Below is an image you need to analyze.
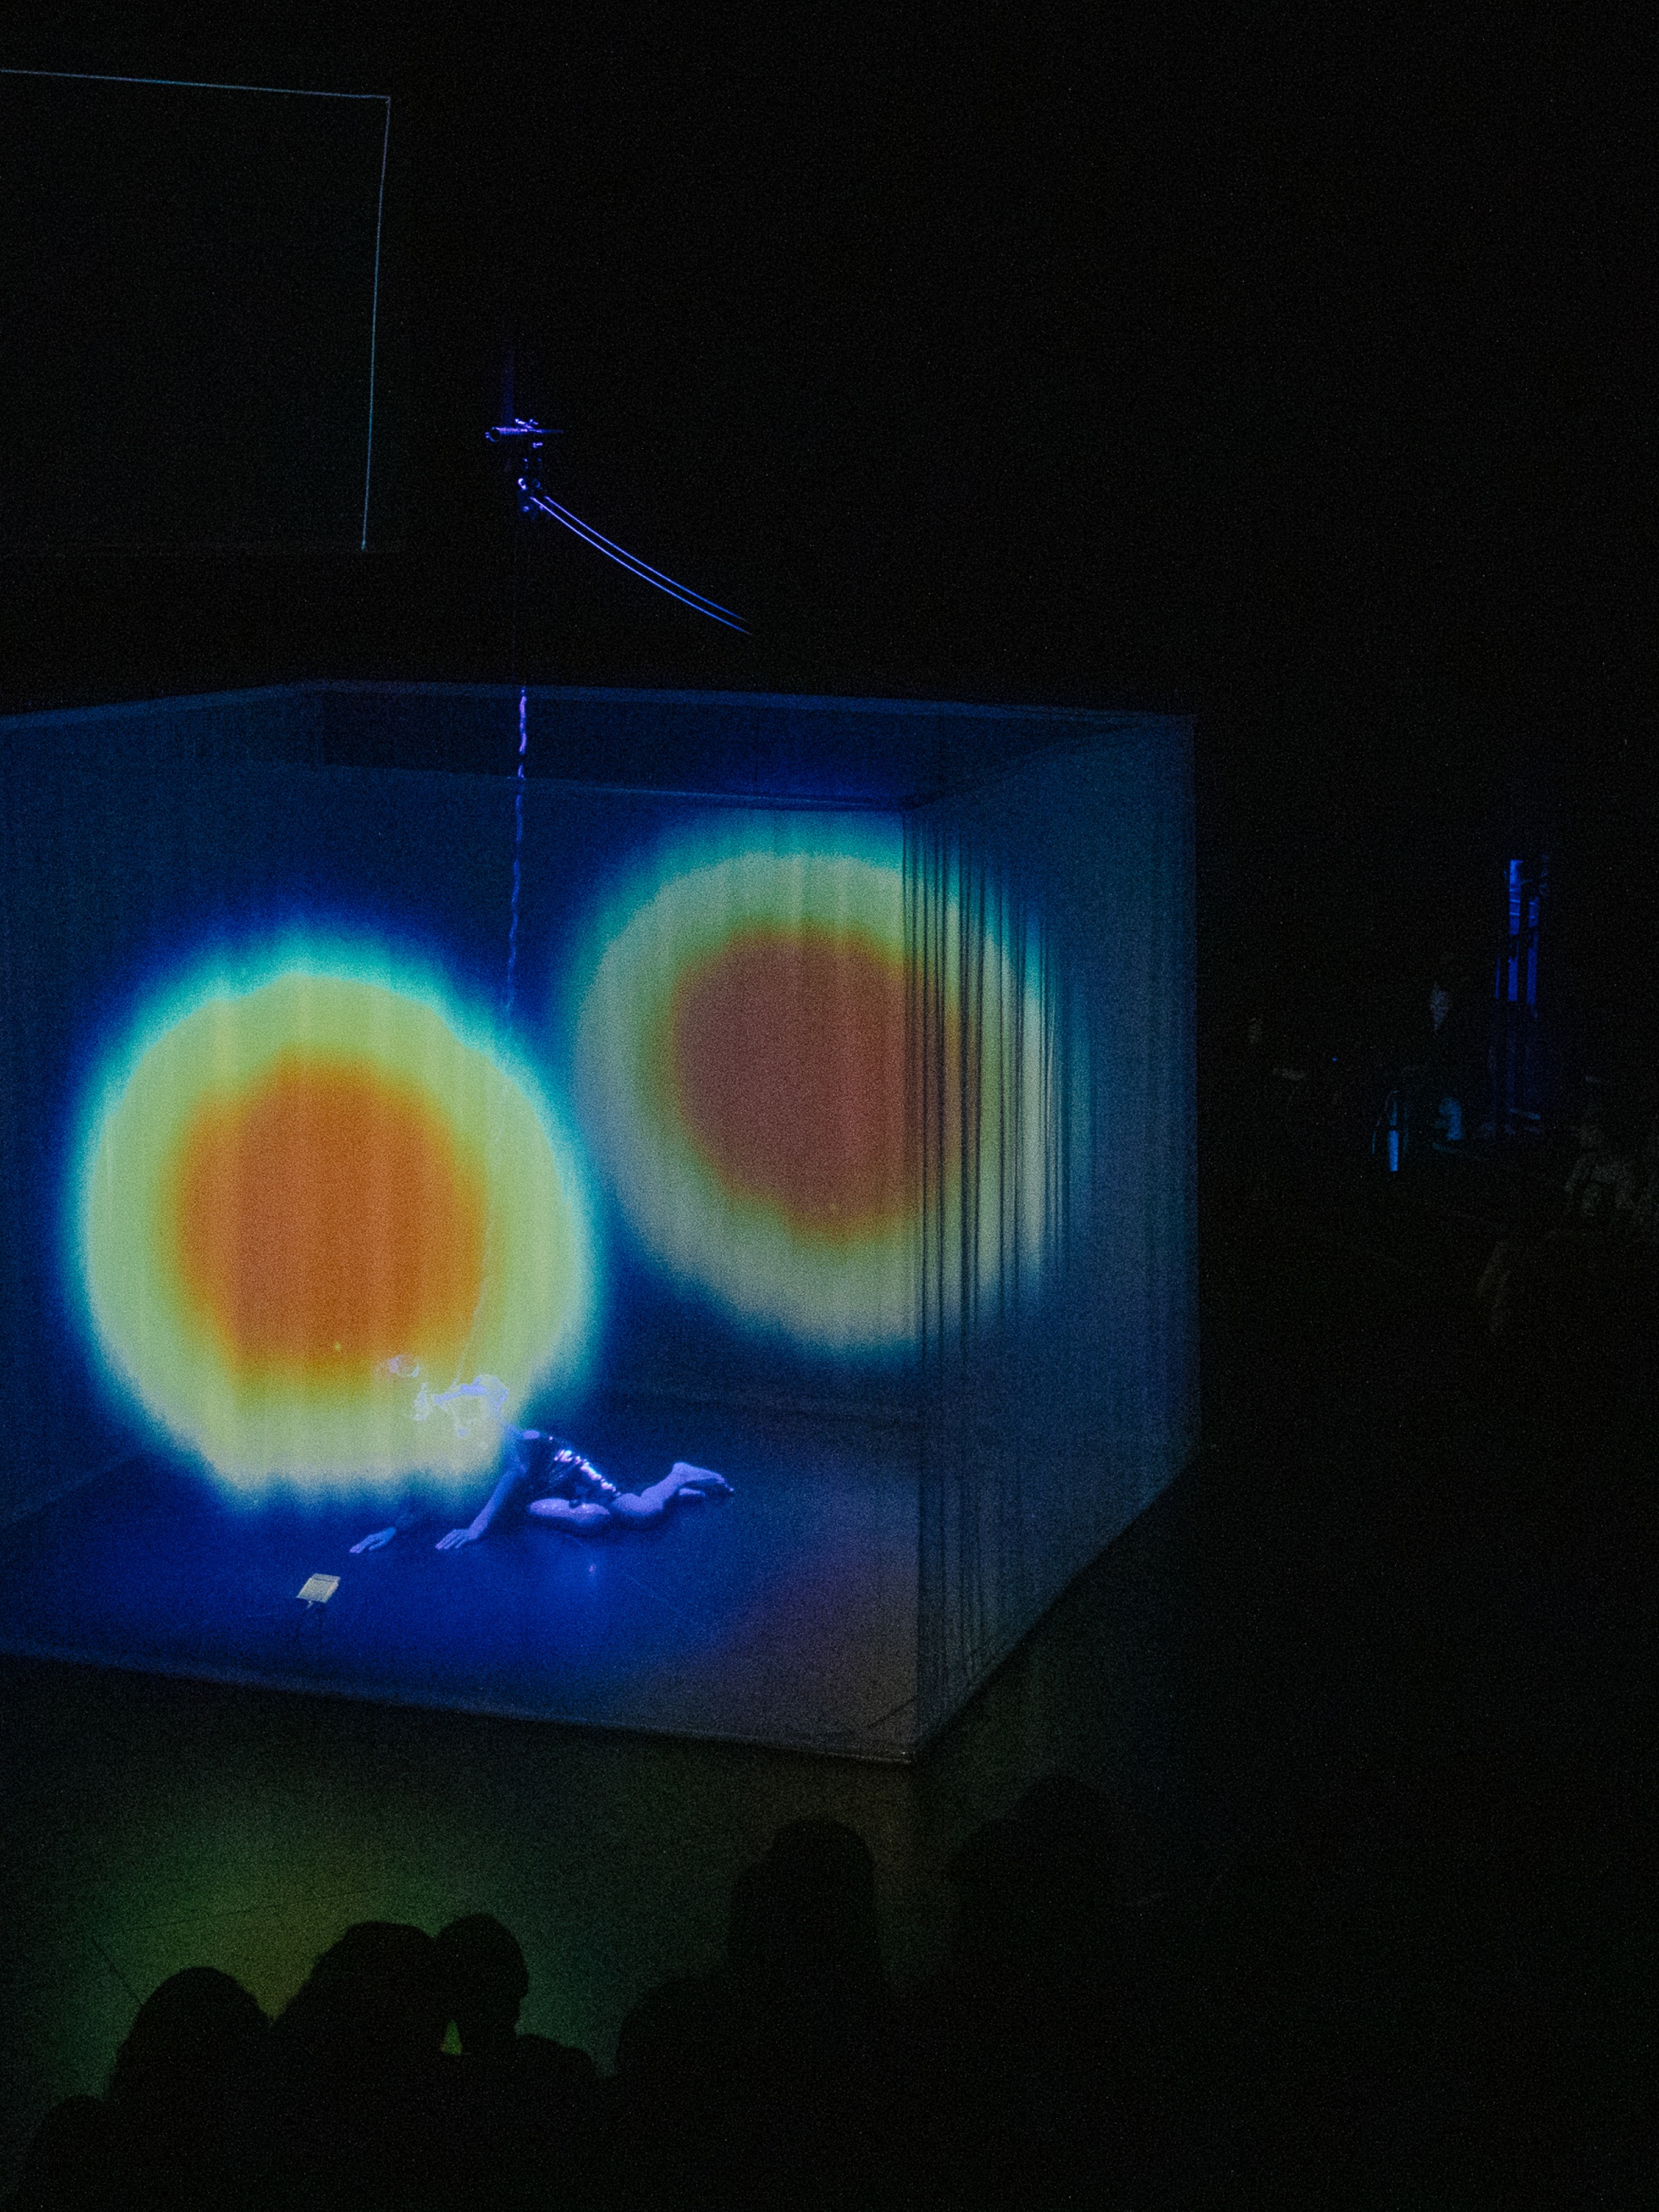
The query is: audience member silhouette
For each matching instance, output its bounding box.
[1423,967,1486,1146]
[268,1921,458,2211]
[1619,1112,1659,1374]
[5,1790,1165,2212]
[433,1914,597,2209]
[1623,1114,1659,1250]
[5,2094,110,2212]
[902,1774,1137,2208]
[615,1817,894,2209]
[104,1966,273,2209]
[1477,1104,1639,1349]
[6,1967,271,2212]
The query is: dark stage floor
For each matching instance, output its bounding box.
[3,1171,1654,2201]
[0,1397,918,1757]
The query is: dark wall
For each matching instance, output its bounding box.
[2,11,1652,1088]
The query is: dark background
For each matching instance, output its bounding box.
[0,70,386,550]
[2,22,1654,2195]
[2,7,1653,1087]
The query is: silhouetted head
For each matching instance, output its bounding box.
[278,1922,448,2066]
[949,1774,1118,1970]
[730,1820,885,2017]
[107,1967,269,2110]
[434,1913,530,2055]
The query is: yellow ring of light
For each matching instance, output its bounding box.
[78,965,595,1497]
[573,831,1053,1355]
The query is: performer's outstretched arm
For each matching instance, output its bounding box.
[350,1497,432,1554]
[355,1373,528,1553]
[436,1453,539,1551]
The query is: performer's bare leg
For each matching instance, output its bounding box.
[529,1463,731,1531]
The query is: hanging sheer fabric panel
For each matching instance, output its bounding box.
[0,686,1193,1755]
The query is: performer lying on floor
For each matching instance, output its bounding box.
[350,1376,731,1554]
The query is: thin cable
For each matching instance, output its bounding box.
[524,490,746,630]
[360,99,391,550]
[530,491,740,618]
[527,493,740,624]
[0,65,386,99]
[505,689,527,1014]
[528,490,745,626]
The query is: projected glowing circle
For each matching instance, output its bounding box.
[76,963,595,1496]
[573,831,1052,1353]
[672,926,909,1235]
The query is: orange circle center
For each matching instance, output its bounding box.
[670,928,909,1235]
[170,1054,487,1379]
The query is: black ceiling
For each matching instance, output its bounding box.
[2,10,1652,1030]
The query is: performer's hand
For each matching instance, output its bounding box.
[436,1524,485,1550]
[350,1527,398,1554]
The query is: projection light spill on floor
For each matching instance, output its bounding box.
[572,827,1059,1354]
[73,961,595,1497]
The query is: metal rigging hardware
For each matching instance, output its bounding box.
[485,417,745,631]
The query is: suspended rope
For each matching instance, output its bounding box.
[505,686,527,1014]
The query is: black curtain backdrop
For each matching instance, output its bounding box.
[0,70,387,550]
